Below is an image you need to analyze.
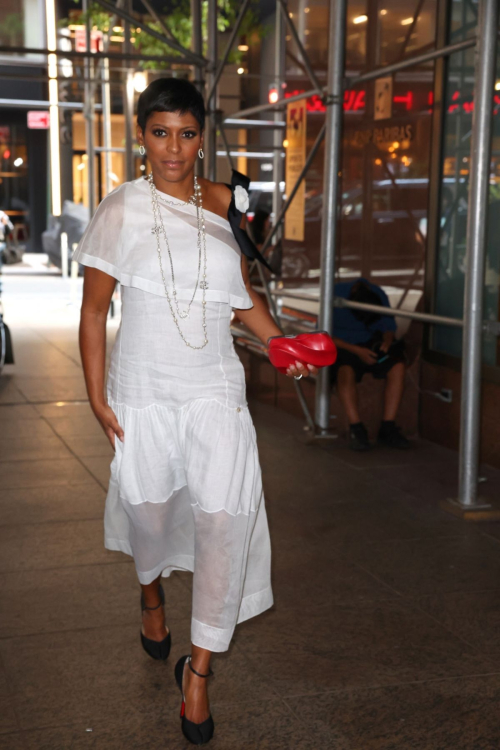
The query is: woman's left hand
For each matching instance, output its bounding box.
[286,360,318,379]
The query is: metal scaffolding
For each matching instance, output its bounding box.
[1,0,499,512]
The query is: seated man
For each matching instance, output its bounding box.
[330,278,409,451]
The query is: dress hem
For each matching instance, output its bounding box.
[103,539,274,646]
[190,586,274,652]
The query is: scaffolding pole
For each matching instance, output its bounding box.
[272,0,286,243]
[191,0,203,95]
[123,0,135,182]
[456,0,499,510]
[102,33,113,196]
[314,0,347,433]
[206,0,218,181]
[83,0,96,217]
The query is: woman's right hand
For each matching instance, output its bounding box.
[91,401,124,449]
[355,346,378,366]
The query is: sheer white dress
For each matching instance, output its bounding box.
[73,177,273,652]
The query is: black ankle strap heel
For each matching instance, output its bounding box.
[139,583,171,661]
[174,655,215,745]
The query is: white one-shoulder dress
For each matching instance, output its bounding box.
[73,177,273,652]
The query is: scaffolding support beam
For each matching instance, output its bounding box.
[259,122,325,258]
[314,0,347,433]
[230,85,322,120]
[457,0,499,510]
[191,0,204,95]
[94,0,207,66]
[350,36,476,86]
[206,0,218,181]
[207,0,253,104]
[140,0,186,50]
[276,0,323,94]
[83,0,96,217]
[272,0,286,246]
[0,44,196,64]
[123,0,135,182]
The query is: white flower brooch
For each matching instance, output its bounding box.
[234,184,249,213]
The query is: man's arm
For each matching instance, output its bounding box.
[332,336,378,365]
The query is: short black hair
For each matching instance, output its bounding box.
[137,77,205,132]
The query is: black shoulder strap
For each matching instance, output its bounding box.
[225,168,274,273]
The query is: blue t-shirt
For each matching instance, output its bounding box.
[333,278,396,345]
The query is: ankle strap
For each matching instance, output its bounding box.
[141,583,165,612]
[188,657,214,679]
[143,599,162,611]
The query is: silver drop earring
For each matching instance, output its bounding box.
[139,145,146,156]
[198,148,204,159]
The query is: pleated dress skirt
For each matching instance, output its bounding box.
[103,286,273,652]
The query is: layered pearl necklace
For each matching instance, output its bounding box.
[148,172,208,350]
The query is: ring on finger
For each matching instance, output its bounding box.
[294,374,303,380]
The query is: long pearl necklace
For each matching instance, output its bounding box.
[148,173,208,350]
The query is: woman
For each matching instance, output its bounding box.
[75,77,315,746]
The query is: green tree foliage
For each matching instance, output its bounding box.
[61,1,267,70]
[0,13,24,46]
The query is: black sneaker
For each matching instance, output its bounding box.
[378,423,410,449]
[349,422,371,451]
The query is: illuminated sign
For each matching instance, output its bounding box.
[286,88,500,116]
[27,111,50,129]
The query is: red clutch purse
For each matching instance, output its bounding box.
[267,331,337,374]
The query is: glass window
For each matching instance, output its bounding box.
[0,115,29,236]
[432,45,500,367]
[379,0,438,65]
[278,0,436,316]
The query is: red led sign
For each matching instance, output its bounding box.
[285,88,414,113]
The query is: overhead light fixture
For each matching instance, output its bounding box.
[237,44,249,51]
[495,81,500,91]
[380,9,387,15]
[353,14,368,24]
[237,67,245,75]
[283,139,289,148]
[113,26,123,32]
[401,17,414,25]
[13,157,23,167]
[133,71,148,92]
[304,6,310,11]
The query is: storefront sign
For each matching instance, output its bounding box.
[75,28,103,53]
[374,77,393,120]
[286,88,419,114]
[27,111,50,129]
[285,99,307,242]
[351,124,413,148]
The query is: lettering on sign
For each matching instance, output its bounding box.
[351,124,413,148]
[27,111,50,129]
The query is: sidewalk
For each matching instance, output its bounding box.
[2,269,500,749]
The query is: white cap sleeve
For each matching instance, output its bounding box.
[72,184,127,281]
